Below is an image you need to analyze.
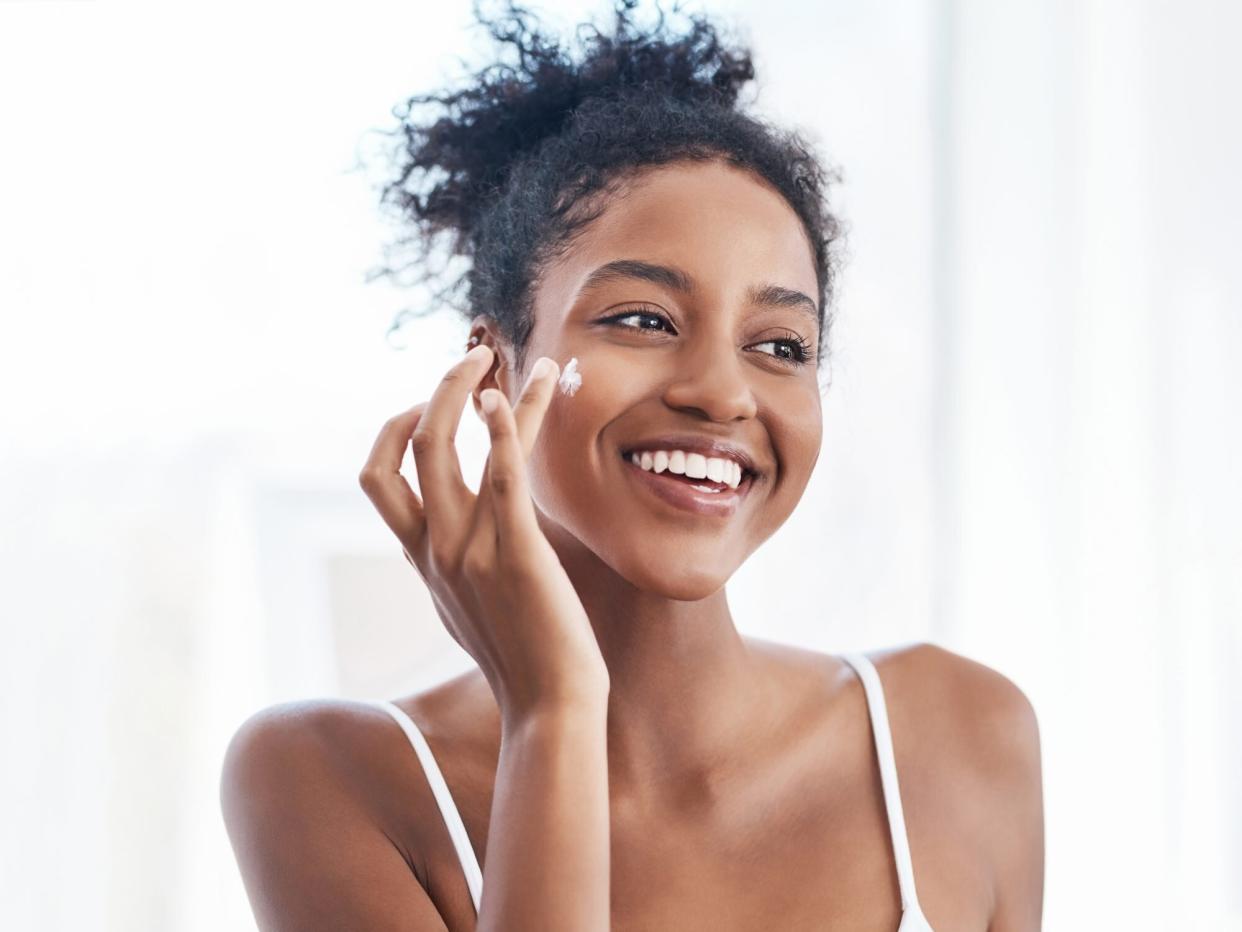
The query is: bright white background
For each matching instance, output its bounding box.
[2,1,1238,929]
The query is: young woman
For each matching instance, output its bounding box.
[221,3,1044,929]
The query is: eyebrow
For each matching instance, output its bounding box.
[577,259,819,322]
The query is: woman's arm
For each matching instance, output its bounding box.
[359,346,611,928]
[481,696,610,931]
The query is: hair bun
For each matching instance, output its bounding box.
[380,0,755,246]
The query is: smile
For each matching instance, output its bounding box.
[618,450,755,518]
[630,449,745,488]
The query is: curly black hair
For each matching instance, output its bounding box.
[370,0,845,377]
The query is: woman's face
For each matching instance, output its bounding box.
[489,159,824,601]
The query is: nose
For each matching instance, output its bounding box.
[661,336,758,422]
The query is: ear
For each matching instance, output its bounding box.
[466,316,516,418]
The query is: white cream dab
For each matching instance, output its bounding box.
[558,356,582,396]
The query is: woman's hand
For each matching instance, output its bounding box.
[359,345,609,725]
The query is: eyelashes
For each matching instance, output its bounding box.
[754,328,817,366]
[598,306,816,367]
[601,308,669,332]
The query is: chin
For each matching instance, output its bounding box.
[610,546,736,602]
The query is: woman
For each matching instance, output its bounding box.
[221,2,1044,929]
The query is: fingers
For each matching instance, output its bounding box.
[359,401,428,547]
[477,387,543,548]
[474,355,559,522]
[510,357,560,459]
[411,344,496,530]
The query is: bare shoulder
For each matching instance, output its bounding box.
[221,696,391,793]
[219,671,498,930]
[219,696,422,855]
[872,642,1045,928]
[873,641,1041,766]
[220,669,495,825]
[219,694,462,930]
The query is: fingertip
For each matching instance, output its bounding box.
[520,357,558,396]
[466,343,493,365]
[480,388,500,415]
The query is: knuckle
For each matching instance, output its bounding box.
[514,383,544,407]
[489,471,516,496]
[357,467,380,494]
[486,406,512,431]
[409,428,437,458]
[461,546,491,582]
[427,542,459,577]
[511,391,548,426]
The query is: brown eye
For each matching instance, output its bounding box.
[601,308,675,332]
[748,329,815,366]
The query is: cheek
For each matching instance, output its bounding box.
[791,406,824,476]
[734,413,820,563]
[526,351,638,507]
[763,390,823,504]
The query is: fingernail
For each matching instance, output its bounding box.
[466,344,491,362]
[531,357,555,380]
[480,389,499,414]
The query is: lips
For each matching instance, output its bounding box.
[619,451,754,518]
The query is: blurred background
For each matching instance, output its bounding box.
[2,0,1238,928]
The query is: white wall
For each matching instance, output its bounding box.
[1,1,1237,928]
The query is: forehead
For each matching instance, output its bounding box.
[535,159,818,320]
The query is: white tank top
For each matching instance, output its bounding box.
[369,651,933,929]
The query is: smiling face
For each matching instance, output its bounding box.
[482,158,825,601]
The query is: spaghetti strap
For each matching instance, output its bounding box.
[837,653,930,925]
[369,667,934,930]
[368,699,483,913]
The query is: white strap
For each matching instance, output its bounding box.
[370,700,483,912]
[838,652,925,915]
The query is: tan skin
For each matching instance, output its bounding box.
[221,159,1044,930]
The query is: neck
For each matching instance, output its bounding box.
[539,513,771,807]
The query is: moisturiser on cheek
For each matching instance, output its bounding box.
[558,356,582,396]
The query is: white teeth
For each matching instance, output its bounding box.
[628,448,747,491]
